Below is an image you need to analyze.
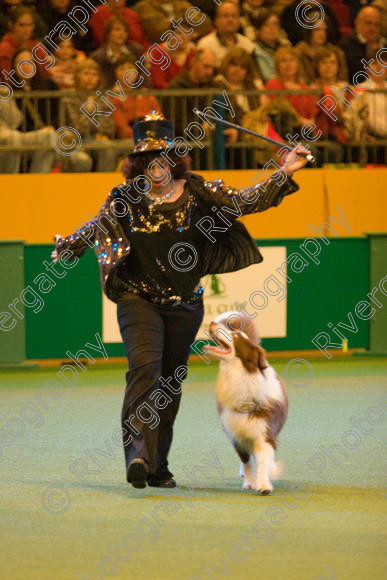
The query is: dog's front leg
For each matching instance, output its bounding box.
[232,440,255,490]
[255,442,275,495]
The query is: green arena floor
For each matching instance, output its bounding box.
[0,357,386,580]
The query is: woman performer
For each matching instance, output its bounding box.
[52,112,309,490]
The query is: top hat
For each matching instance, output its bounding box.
[131,111,174,155]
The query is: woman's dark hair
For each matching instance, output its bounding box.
[9,5,35,26]
[253,9,279,32]
[219,47,261,86]
[301,11,334,43]
[11,47,42,89]
[104,15,129,44]
[122,150,191,181]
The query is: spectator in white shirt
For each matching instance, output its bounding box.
[197,1,254,65]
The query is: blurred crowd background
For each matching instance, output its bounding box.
[0,0,386,173]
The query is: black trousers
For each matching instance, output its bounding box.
[117,293,204,482]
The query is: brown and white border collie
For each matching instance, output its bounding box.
[207,311,288,495]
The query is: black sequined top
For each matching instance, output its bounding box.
[56,172,299,305]
[110,182,204,305]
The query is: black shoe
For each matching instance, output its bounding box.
[127,458,148,489]
[148,478,177,488]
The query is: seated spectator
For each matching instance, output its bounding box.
[252,9,289,83]
[40,0,94,53]
[0,0,46,39]
[89,0,149,51]
[90,16,143,89]
[215,46,263,164]
[265,46,317,136]
[314,47,348,161]
[240,0,272,42]
[343,57,387,141]
[11,47,59,126]
[295,17,348,84]
[151,33,196,89]
[110,55,159,139]
[197,2,254,66]
[372,0,387,38]
[165,47,217,136]
[49,37,85,89]
[340,6,385,83]
[215,47,262,127]
[0,48,56,173]
[0,5,44,80]
[62,59,117,172]
[135,0,211,45]
[280,0,341,46]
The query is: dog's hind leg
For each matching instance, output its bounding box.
[255,442,275,495]
[232,440,255,490]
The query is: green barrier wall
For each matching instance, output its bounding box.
[0,241,25,364]
[367,233,387,354]
[22,237,370,359]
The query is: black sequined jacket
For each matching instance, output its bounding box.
[56,171,299,304]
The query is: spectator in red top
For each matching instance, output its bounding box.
[0,5,42,80]
[111,55,160,139]
[89,0,150,52]
[265,46,317,127]
[151,33,195,89]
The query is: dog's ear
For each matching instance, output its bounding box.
[257,346,269,372]
[234,333,262,374]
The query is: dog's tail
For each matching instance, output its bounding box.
[270,460,284,480]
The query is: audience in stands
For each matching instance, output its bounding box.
[89,0,149,51]
[340,6,385,82]
[0,49,56,173]
[0,1,385,172]
[62,59,116,172]
[49,37,85,89]
[252,9,289,83]
[295,16,348,84]
[111,55,159,139]
[197,1,254,65]
[135,0,211,45]
[90,16,143,89]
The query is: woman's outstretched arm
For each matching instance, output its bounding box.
[205,145,310,216]
[51,192,115,262]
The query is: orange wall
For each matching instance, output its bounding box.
[0,169,386,243]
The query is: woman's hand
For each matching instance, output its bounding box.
[282,144,311,176]
[51,234,62,262]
